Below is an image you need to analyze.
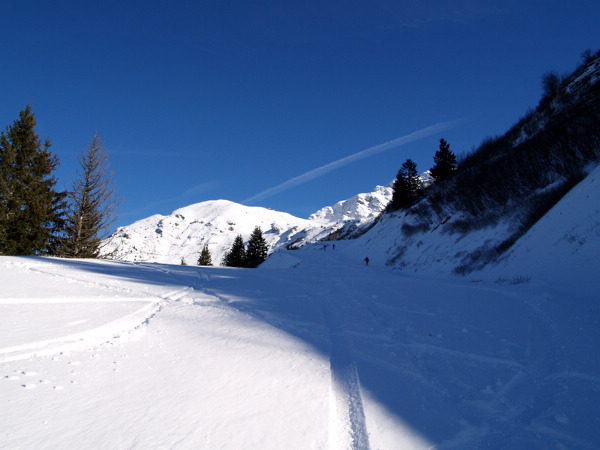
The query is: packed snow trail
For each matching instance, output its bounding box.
[1,254,599,449]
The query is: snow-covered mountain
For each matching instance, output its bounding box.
[101,200,317,265]
[101,185,393,265]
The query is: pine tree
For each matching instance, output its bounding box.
[222,235,246,267]
[0,106,66,255]
[246,226,268,268]
[197,244,212,266]
[430,138,457,183]
[60,133,120,258]
[389,159,421,211]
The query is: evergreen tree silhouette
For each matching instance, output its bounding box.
[430,138,457,183]
[389,159,420,211]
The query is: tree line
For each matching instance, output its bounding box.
[0,106,120,257]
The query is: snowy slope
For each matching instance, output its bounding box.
[332,164,600,277]
[490,163,600,286]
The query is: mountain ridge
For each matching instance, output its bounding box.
[101,186,393,265]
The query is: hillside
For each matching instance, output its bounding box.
[350,53,600,274]
[310,162,599,280]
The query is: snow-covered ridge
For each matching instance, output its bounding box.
[101,185,392,265]
[309,185,392,225]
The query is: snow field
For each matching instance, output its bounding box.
[1,249,599,449]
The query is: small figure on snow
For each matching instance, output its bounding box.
[364,257,369,266]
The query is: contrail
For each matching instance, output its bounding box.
[243,119,463,204]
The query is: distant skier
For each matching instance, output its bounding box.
[364,257,369,266]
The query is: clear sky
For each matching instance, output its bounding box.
[2,1,599,229]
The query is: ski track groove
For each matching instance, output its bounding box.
[321,278,371,450]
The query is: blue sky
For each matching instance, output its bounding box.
[2,1,599,229]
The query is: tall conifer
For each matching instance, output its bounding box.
[246,226,268,268]
[389,159,420,211]
[430,138,457,183]
[198,244,213,266]
[0,106,65,255]
[223,235,246,267]
[60,133,120,258]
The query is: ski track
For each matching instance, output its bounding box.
[322,301,370,450]
[200,272,371,449]
[0,259,174,362]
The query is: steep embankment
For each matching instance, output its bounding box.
[340,162,600,279]
[353,54,600,274]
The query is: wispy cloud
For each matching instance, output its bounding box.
[243,119,463,204]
